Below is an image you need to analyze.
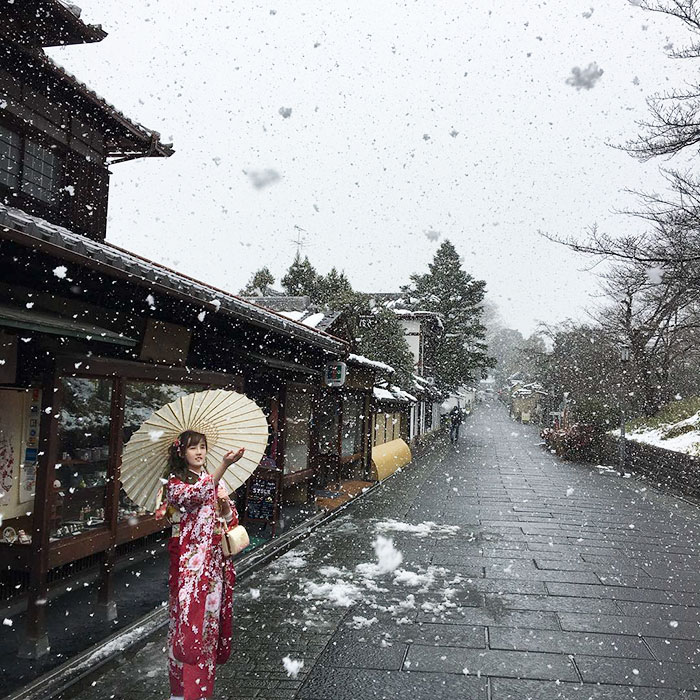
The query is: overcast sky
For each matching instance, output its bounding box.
[50,1,696,336]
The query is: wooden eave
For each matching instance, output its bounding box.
[1,0,107,48]
[3,44,174,161]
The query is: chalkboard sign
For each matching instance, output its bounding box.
[244,466,282,535]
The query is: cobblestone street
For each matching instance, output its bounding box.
[66,402,699,700]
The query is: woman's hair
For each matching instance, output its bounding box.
[166,430,208,482]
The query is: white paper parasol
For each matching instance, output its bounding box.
[120,389,269,513]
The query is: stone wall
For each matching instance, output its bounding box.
[590,434,700,501]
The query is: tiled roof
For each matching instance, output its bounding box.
[0,204,346,354]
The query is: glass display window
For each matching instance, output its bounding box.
[341,394,364,456]
[119,381,196,522]
[317,394,340,455]
[284,388,311,474]
[52,377,113,539]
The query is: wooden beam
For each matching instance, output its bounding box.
[19,368,59,658]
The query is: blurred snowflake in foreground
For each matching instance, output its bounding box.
[278,106,292,118]
[246,169,281,189]
[566,62,603,90]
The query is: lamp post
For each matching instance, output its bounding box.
[619,344,631,473]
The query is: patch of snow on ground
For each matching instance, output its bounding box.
[610,411,700,456]
[356,536,403,577]
[298,580,365,607]
[375,519,460,538]
[282,656,304,678]
[348,616,378,629]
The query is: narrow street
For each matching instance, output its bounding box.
[67,402,698,700]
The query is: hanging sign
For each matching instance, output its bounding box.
[324,362,347,387]
[20,388,41,503]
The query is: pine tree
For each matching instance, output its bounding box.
[355,306,415,383]
[402,240,494,390]
[240,267,275,295]
[316,267,354,307]
[281,254,319,297]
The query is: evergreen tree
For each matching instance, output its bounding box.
[355,306,415,384]
[240,266,275,295]
[402,240,494,390]
[316,267,354,307]
[281,254,319,297]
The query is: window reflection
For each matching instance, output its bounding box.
[119,381,192,521]
[52,377,112,539]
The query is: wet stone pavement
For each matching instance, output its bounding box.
[65,402,699,700]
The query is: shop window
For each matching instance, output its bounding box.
[284,389,311,474]
[391,413,401,441]
[53,378,112,539]
[341,394,363,456]
[120,381,195,521]
[374,413,386,447]
[317,395,339,455]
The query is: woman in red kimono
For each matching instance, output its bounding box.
[165,429,244,700]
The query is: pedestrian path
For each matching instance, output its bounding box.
[65,402,699,699]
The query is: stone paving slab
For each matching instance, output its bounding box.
[574,654,699,691]
[404,645,579,681]
[490,678,694,699]
[59,403,699,700]
[489,627,654,659]
[295,667,488,699]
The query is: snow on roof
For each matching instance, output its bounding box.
[348,354,395,374]
[373,387,397,402]
[280,310,305,322]
[301,312,326,329]
[0,203,345,354]
[373,383,417,404]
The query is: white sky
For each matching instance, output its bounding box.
[50,1,696,335]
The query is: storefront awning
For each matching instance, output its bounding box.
[0,304,137,347]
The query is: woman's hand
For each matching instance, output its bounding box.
[221,447,245,468]
[213,447,245,486]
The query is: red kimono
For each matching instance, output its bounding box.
[167,473,237,699]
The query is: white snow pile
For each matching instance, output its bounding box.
[356,536,403,578]
[392,565,445,592]
[282,655,304,678]
[613,410,700,456]
[348,615,378,629]
[375,519,460,539]
[268,550,308,581]
[299,579,365,607]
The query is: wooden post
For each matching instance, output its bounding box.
[97,376,125,620]
[19,370,60,658]
[362,393,372,480]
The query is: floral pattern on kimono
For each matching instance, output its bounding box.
[167,473,237,667]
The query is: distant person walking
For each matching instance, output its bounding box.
[449,406,463,444]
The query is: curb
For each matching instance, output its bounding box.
[5,479,384,700]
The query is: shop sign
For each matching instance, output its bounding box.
[324,362,347,387]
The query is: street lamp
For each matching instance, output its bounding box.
[618,344,630,473]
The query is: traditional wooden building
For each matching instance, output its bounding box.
[0,2,347,659]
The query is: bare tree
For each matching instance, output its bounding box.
[625,1,700,159]
[592,259,700,414]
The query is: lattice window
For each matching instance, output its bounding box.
[21,139,58,203]
[0,124,21,189]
